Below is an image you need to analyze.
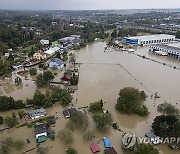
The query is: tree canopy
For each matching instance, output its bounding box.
[115,87,149,116]
[89,99,104,112]
[136,143,159,154]
[93,113,112,130]
[36,71,54,87]
[152,115,180,137]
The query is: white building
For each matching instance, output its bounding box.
[44,47,60,56]
[40,39,49,45]
[124,34,175,45]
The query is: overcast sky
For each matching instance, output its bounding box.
[0,0,179,10]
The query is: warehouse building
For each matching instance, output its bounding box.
[150,44,180,58]
[124,34,175,45]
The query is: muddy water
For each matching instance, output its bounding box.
[0,41,180,154]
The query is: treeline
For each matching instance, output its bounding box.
[0,87,72,112]
[111,28,137,38]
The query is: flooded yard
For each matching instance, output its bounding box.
[0,41,180,154]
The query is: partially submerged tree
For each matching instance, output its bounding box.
[152,115,180,137]
[89,99,103,112]
[66,147,77,154]
[58,130,73,145]
[29,68,37,75]
[93,113,112,130]
[36,71,54,87]
[116,87,149,116]
[0,116,3,125]
[136,143,159,154]
[83,131,95,141]
[157,102,179,115]
[67,111,88,131]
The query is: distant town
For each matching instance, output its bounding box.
[0,9,180,154]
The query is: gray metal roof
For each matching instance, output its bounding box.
[151,44,180,54]
[51,58,64,65]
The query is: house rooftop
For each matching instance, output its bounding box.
[51,58,64,66]
[35,124,47,135]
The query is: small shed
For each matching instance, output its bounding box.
[104,147,117,154]
[90,143,100,153]
[103,137,111,148]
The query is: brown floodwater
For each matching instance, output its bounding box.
[0,41,180,154]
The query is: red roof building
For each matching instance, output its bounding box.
[90,143,100,153]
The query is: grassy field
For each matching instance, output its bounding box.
[22,44,37,52]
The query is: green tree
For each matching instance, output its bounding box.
[111,29,118,38]
[0,59,11,76]
[93,113,112,130]
[157,103,179,115]
[4,113,19,127]
[18,111,24,119]
[89,99,103,112]
[29,68,37,75]
[67,111,88,131]
[83,131,95,141]
[70,73,79,85]
[33,91,46,106]
[58,130,73,145]
[136,143,159,154]
[36,71,54,87]
[152,115,180,137]
[0,116,3,125]
[66,147,77,154]
[15,77,22,86]
[115,87,149,116]
[51,88,72,106]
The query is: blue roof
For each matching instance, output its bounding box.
[103,137,111,148]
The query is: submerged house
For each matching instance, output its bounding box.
[90,143,100,153]
[60,74,72,84]
[104,147,117,154]
[49,58,64,69]
[63,107,77,118]
[12,63,23,70]
[35,124,48,143]
[29,108,46,120]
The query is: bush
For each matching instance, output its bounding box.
[66,147,77,154]
[112,122,119,130]
[37,147,48,154]
[18,111,24,119]
[13,140,25,150]
[36,71,54,87]
[4,113,19,127]
[29,68,37,75]
[0,116,3,125]
[83,131,95,141]
[93,113,112,130]
[89,99,103,112]
[157,103,179,115]
[58,130,73,145]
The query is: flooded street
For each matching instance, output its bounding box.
[0,41,180,154]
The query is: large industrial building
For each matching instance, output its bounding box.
[150,44,180,58]
[124,34,175,45]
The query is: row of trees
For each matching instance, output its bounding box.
[36,71,54,87]
[0,96,24,111]
[111,28,137,38]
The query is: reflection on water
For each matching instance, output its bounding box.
[0,41,180,154]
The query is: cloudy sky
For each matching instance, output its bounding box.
[0,0,179,10]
